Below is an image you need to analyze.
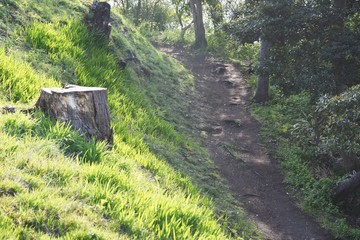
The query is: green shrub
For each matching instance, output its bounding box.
[252,90,360,239]
[316,85,360,165]
[207,30,260,66]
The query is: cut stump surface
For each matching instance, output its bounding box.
[36,85,113,144]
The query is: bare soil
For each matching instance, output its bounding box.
[161,45,335,240]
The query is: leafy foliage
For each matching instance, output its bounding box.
[207,30,260,67]
[316,85,360,168]
[115,0,176,31]
[227,0,360,97]
[289,84,360,170]
[252,92,360,239]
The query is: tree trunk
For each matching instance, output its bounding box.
[333,0,347,9]
[134,0,142,26]
[36,85,113,145]
[340,150,360,171]
[254,40,270,103]
[90,2,112,39]
[126,0,130,11]
[175,5,184,29]
[151,0,161,29]
[333,171,360,203]
[332,0,347,91]
[190,0,207,49]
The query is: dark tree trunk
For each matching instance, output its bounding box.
[151,0,161,29]
[90,2,112,39]
[332,0,347,91]
[175,5,184,29]
[36,85,113,145]
[254,40,270,103]
[333,0,347,9]
[135,0,142,26]
[333,171,360,203]
[190,0,207,49]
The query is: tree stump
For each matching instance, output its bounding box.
[333,171,360,203]
[36,85,113,145]
[89,1,111,39]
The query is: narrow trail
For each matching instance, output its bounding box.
[160,45,334,240]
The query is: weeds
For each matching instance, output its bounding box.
[251,90,360,239]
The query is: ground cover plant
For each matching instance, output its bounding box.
[0,0,257,239]
[249,81,360,239]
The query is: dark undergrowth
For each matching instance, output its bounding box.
[248,75,360,239]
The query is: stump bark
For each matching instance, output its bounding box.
[36,85,113,144]
[89,1,111,39]
[333,171,360,203]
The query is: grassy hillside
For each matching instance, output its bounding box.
[0,0,257,239]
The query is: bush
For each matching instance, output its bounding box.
[315,84,360,170]
[207,30,260,67]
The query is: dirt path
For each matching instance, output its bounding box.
[161,45,334,240]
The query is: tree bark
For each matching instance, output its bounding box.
[175,4,184,29]
[332,0,347,91]
[333,171,360,203]
[333,0,347,9]
[134,0,142,26]
[36,85,113,145]
[90,2,112,39]
[190,0,207,48]
[254,40,270,103]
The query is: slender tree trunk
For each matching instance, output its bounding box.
[134,0,142,26]
[332,0,347,91]
[126,0,130,11]
[190,0,207,48]
[254,40,270,103]
[151,0,161,30]
[333,0,347,10]
[175,5,184,29]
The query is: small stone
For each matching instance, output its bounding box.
[2,106,15,114]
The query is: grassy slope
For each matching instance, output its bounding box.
[0,0,257,239]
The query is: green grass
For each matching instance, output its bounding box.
[0,49,60,102]
[0,0,257,239]
[0,72,229,239]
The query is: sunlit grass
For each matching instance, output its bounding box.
[0,111,232,239]
[0,49,60,102]
[0,0,257,238]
